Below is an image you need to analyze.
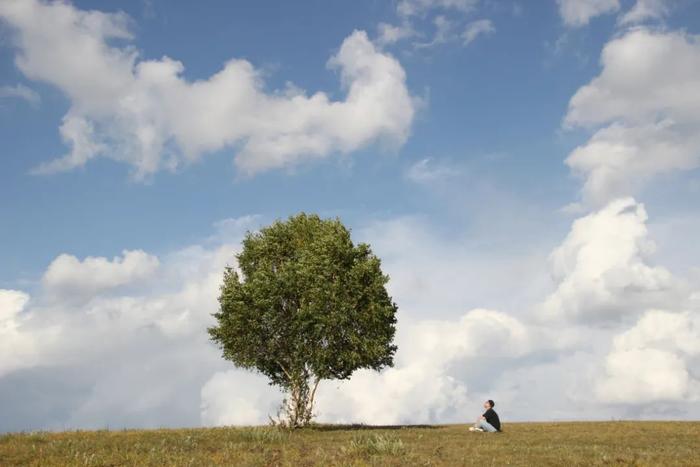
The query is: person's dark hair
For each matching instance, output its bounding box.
[487,399,495,408]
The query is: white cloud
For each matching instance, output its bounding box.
[540,198,677,324]
[0,83,40,106]
[357,215,555,320]
[556,0,620,27]
[202,308,535,426]
[3,214,541,430]
[462,19,495,45]
[538,194,700,412]
[565,30,700,127]
[0,217,259,432]
[0,288,29,322]
[3,208,700,430]
[0,289,38,377]
[3,0,700,434]
[200,370,282,426]
[414,15,454,48]
[595,309,700,404]
[43,249,159,299]
[0,213,564,431]
[397,0,479,17]
[405,158,457,183]
[315,308,532,425]
[0,0,415,178]
[382,0,492,50]
[376,22,416,46]
[412,15,494,49]
[199,212,567,426]
[431,15,453,45]
[619,0,671,25]
[564,28,700,205]
[566,122,700,204]
[612,309,700,355]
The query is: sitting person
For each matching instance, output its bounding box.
[469,399,501,432]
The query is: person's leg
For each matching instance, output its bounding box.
[478,419,498,432]
[469,419,483,431]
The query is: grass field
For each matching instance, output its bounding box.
[1,421,698,466]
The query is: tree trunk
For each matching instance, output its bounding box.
[283,375,320,428]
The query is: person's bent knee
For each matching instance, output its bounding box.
[478,419,498,432]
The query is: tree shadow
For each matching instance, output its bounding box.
[306,424,438,431]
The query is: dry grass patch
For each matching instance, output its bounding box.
[1,421,698,466]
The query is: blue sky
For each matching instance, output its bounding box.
[2,0,700,431]
[0,0,606,283]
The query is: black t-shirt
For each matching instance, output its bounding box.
[483,408,501,431]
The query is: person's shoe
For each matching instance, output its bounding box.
[469,427,483,432]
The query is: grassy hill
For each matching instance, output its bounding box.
[1,421,698,466]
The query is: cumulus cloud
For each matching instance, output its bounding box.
[0,288,29,322]
[314,309,533,424]
[3,207,700,431]
[0,83,40,106]
[552,21,700,418]
[564,28,700,205]
[0,212,572,431]
[3,0,700,435]
[0,0,415,178]
[201,308,536,426]
[200,370,281,426]
[0,217,259,432]
[0,289,38,377]
[556,0,620,27]
[596,309,700,404]
[462,19,495,45]
[540,198,677,324]
[198,212,567,427]
[565,30,700,127]
[42,249,159,299]
[536,197,700,412]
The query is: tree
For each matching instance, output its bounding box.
[208,213,398,428]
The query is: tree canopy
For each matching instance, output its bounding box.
[208,213,397,427]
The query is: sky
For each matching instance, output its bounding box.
[1,0,700,432]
